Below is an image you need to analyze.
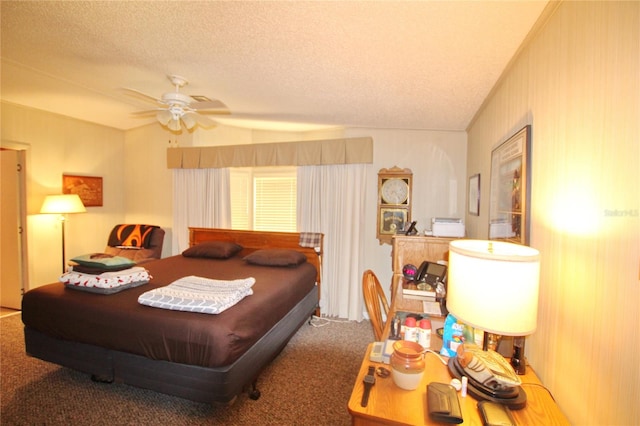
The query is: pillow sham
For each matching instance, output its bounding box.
[243,249,307,267]
[71,253,136,270]
[182,241,243,259]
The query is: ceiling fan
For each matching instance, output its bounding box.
[122,75,230,131]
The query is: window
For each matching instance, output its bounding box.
[230,167,297,232]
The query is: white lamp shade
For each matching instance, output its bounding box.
[40,194,87,214]
[446,239,540,336]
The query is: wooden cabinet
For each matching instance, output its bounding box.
[390,235,455,301]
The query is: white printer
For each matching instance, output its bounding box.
[431,218,465,238]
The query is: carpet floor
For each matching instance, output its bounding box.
[1,314,374,425]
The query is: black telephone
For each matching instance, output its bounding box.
[415,261,447,285]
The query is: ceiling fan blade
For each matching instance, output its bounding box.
[119,87,163,105]
[131,109,163,116]
[196,109,232,116]
[184,112,217,128]
[190,99,228,111]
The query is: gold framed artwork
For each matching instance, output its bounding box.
[379,207,409,236]
[488,126,531,245]
[62,174,103,207]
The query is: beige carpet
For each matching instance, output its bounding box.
[1,314,373,425]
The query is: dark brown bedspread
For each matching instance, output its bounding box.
[22,255,317,368]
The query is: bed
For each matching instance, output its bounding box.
[21,228,323,404]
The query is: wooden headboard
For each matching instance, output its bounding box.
[189,227,323,315]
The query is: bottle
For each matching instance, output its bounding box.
[461,376,468,397]
[403,317,418,342]
[417,318,432,349]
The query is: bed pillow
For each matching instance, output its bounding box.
[243,249,307,267]
[71,253,136,270]
[182,241,243,259]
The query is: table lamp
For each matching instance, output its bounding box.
[40,194,87,272]
[446,239,540,409]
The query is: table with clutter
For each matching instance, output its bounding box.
[347,287,570,425]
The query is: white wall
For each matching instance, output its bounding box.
[123,124,185,257]
[466,2,639,424]
[1,102,126,288]
[346,128,467,291]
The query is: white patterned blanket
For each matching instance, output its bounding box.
[137,275,255,314]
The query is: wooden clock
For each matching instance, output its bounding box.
[377,167,413,245]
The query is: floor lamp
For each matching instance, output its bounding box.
[40,194,87,273]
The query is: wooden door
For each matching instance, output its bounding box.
[1,149,27,309]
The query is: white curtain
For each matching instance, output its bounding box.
[172,168,231,254]
[297,164,369,320]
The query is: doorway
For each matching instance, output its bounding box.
[1,147,28,309]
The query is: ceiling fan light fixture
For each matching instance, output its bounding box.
[157,110,172,126]
[125,75,227,132]
[168,119,181,131]
[181,113,197,130]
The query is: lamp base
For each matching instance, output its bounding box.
[447,357,527,410]
[511,336,527,375]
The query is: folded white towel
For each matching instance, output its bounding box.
[137,275,255,314]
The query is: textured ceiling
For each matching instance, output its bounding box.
[1,1,548,132]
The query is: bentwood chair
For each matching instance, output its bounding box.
[362,269,390,341]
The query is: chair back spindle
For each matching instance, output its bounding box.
[362,269,389,341]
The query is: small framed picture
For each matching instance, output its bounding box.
[63,174,103,207]
[468,174,480,216]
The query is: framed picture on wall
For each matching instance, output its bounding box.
[63,174,103,207]
[468,174,480,216]
[488,125,531,245]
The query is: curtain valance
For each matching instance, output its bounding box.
[166,137,373,169]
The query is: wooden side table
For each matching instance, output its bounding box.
[347,343,570,425]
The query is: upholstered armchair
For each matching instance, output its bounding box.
[103,224,165,264]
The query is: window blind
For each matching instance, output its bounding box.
[230,169,251,230]
[230,167,297,232]
[253,174,297,232]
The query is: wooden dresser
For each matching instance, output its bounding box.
[390,235,455,301]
